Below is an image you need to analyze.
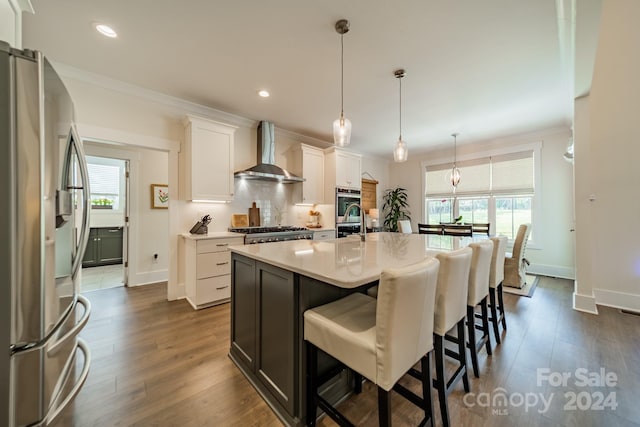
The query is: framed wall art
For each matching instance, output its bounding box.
[151,184,169,209]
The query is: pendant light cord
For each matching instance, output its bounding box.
[340,33,344,116]
[399,76,402,140]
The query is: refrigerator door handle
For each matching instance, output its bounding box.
[68,124,91,277]
[43,338,91,426]
[47,295,91,358]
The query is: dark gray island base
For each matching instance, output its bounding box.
[229,252,374,426]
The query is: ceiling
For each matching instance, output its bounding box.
[22,0,572,158]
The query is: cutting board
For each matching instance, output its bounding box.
[231,214,249,228]
[248,202,260,227]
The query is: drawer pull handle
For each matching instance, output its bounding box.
[216,285,229,290]
[216,243,229,247]
[107,229,120,233]
[216,262,229,266]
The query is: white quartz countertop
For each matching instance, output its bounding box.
[230,232,476,288]
[181,232,244,240]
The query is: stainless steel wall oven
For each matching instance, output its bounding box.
[335,187,361,237]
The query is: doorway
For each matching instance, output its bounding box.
[80,156,129,291]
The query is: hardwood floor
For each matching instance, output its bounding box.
[59,277,640,426]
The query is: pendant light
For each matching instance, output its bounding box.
[450,133,461,187]
[333,19,352,147]
[393,69,408,162]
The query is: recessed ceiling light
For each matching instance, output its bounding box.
[95,24,118,38]
[258,90,270,98]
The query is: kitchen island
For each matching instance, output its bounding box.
[228,233,456,426]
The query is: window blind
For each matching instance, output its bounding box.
[425,150,534,197]
[88,163,120,195]
[491,151,534,195]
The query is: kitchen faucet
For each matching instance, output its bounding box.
[343,203,366,241]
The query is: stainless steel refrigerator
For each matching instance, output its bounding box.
[1,41,92,426]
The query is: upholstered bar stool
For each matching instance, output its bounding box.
[430,247,473,427]
[304,258,440,427]
[462,240,494,378]
[489,236,508,344]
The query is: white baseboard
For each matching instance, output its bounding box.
[573,291,599,314]
[528,263,575,280]
[594,288,640,312]
[128,269,168,286]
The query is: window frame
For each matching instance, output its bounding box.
[421,141,541,247]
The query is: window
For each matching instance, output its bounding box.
[423,149,536,242]
[87,156,126,212]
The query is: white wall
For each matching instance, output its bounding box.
[389,127,575,278]
[574,0,640,312]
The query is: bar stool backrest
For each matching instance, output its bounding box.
[489,236,508,289]
[433,247,473,336]
[467,240,494,306]
[376,257,440,390]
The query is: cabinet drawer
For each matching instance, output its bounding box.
[197,237,244,254]
[196,275,231,305]
[313,231,334,241]
[196,252,230,279]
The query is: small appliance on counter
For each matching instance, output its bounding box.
[189,214,212,235]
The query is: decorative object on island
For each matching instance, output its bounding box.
[333,19,352,147]
[369,208,379,227]
[150,183,169,209]
[450,133,461,187]
[382,187,411,232]
[393,69,408,162]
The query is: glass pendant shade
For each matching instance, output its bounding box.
[393,138,408,162]
[450,166,461,187]
[333,113,352,147]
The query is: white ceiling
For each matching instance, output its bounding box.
[22,0,572,158]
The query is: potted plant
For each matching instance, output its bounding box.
[382,187,411,232]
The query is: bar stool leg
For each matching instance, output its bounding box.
[433,334,450,427]
[421,352,435,427]
[497,283,507,329]
[480,297,492,355]
[377,387,391,427]
[353,372,363,394]
[306,342,318,427]
[489,288,501,344]
[457,319,470,393]
[466,306,480,378]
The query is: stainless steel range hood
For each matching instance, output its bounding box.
[234,121,305,183]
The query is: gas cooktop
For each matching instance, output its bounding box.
[228,226,314,244]
[228,226,308,234]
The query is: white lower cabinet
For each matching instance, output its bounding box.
[183,234,244,309]
[313,229,335,241]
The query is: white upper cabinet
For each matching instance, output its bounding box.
[292,144,324,204]
[181,116,236,202]
[324,147,362,201]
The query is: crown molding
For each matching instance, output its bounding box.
[11,0,34,13]
[51,61,342,149]
[51,61,257,129]
[274,127,332,149]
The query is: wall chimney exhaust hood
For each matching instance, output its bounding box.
[234,121,305,183]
